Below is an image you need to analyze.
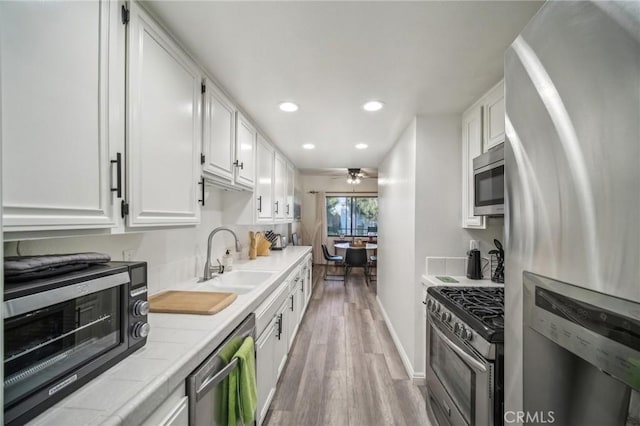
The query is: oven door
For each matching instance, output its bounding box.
[3,271,130,421]
[427,314,493,426]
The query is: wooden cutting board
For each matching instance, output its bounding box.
[149,291,237,315]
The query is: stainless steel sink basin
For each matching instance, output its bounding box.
[197,270,276,294]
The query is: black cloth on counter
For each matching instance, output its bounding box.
[4,252,111,282]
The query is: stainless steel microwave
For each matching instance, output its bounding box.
[473,144,505,216]
[3,261,150,425]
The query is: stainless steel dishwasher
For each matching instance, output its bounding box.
[187,314,256,426]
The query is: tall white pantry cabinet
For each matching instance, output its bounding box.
[1,1,123,232]
[1,0,204,234]
[126,1,202,227]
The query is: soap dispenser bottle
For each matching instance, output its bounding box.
[222,250,233,271]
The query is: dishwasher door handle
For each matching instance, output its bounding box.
[196,358,239,401]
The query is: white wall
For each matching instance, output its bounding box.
[377,118,417,373]
[3,187,288,296]
[377,115,504,379]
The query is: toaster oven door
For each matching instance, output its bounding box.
[3,272,129,417]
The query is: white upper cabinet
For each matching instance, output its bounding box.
[286,164,295,220]
[482,80,505,151]
[461,104,486,229]
[273,154,286,221]
[1,0,123,232]
[202,78,236,185]
[127,2,202,227]
[256,135,275,222]
[235,113,256,189]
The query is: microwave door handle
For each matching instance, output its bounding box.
[431,320,487,373]
[196,358,239,401]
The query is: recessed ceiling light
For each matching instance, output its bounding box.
[302,143,315,150]
[279,102,299,112]
[355,143,368,150]
[363,100,384,112]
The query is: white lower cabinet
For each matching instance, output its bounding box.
[256,316,278,425]
[254,256,312,425]
[143,386,188,426]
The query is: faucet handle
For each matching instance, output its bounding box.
[216,258,224,274]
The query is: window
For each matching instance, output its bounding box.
[326,196,378,237]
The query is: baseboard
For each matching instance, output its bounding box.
[375,295,424,383]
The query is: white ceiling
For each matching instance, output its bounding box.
[146,1,542,170]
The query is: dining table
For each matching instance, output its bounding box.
[334,242,377,250]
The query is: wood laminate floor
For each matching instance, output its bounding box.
[264,266,431,426]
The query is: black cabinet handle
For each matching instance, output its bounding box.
[110,153,122,198]
[290,294,294,311]
[257,196,262,212]
[198,177,205,206]
[276,313,283,340]
[233,160,244,170]
[286,204,290,215]
[240,162,244,170]
[275,201,279,214]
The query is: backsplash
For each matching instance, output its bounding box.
[425,257,467,276]
[3,187,290,295]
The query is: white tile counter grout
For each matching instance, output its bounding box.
[27,246,312,426]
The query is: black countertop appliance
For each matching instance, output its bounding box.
[466,249,483,279]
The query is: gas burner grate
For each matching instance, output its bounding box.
[438,287,504,330]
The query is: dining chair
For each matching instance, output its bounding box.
[368,254,377,282]
[344,248,369,286]
[321,243,344,281]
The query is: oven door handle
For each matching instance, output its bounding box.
[431,321,487,373]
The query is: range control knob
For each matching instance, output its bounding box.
[426,299,433,310]
[463,328,473,341]
[441,312,452,322]
[132,300,150,317]
[433,302,441,314]
[453,322,462,336]
[132,322,150,339]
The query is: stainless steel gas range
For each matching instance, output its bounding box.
[426,286,504,426]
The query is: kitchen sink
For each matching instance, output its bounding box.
[197,270,276,294]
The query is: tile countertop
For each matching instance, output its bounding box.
[28,246,312,426]
[421,274,504,288]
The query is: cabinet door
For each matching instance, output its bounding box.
[461,105,486,229]
[286,164,295,220]
[127,2,201,227]
[286,284,300,349]
[256,319,277,425]
[273,154,286,220]
[256,135,274,222]
[202,78,235,184]
[483,80,505,151]
[235,113,256,189]
[1,0,122,232]
[274,304,288,378]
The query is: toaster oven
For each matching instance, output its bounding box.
[3,261,149,425]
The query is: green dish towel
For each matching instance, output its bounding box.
[217,337,243,426]
[232,336,257,425]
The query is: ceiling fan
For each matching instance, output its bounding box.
[346,168,365,184]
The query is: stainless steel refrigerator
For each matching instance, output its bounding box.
[504,1,640,424]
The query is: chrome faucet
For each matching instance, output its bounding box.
[203,226,241,280]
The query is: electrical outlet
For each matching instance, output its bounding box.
[122,249,136,261]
